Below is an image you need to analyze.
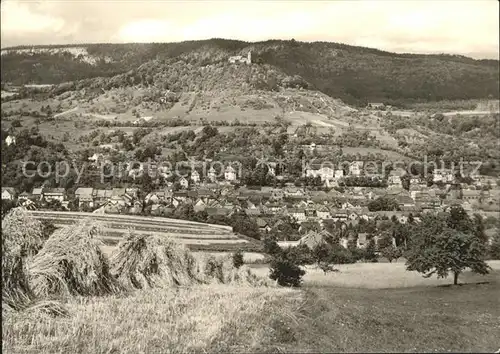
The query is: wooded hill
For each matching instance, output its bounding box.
[1,39,498,106]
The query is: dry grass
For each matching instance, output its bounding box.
[4,278,500,353]
[28,219,121,298]
[2,285,302,354]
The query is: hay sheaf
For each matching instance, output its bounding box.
[2,207,44,311]
[28,219,121,298]
[110,231,204,289]
[2,207,44,257]
[2,208,68,315]
[110,231,270,290]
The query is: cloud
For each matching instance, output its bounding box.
[1,0,498,59]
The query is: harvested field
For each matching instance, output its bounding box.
[29,211,262,253]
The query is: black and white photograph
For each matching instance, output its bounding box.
[1,0,499,352]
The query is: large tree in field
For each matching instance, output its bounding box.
[405,207,490,285]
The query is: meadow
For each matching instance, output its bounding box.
[4,209,500,353]
[4,260,499,353]
[250,260,500,289]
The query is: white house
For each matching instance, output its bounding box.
[43,188,66,203]
[179,177,189,189]
[5,135,16,146]
[306,165,334,181]
[207,166,217,182]
[191,170,200,183]
[88,153,105,164]
[433,169,454,183]
[75,187,94,207]
[334,169,344,179]
[288,208,306,223]
[349,161,363,176]
[224,165,237,182]
[1,187,16,200]
[388,175,402,186]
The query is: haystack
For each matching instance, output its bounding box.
[110,231,205,290]
[201,254,271,287]
[2,207,44,257]
[110,232,270,289]
[28,219,121,298]
[2,207,44,311]
[2,208,67,315]
[2,234,34,311]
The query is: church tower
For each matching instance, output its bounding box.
[247,51,252,64]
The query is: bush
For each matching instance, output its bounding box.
[489,233,500,260]
[11,119,22,127]
[263,236,282,256]
[232,250,244,269]
[269,254,305,287]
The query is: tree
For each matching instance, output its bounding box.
[489,232,500,260]
[263,236,282,256]
[380,245,402,263]
[363,238,378,262]
[11,119,22,127]
[269,254,305,287]
[368,196,399,211]
[232,250,244,269]
[230,211,260,240]
[405,210,490,285]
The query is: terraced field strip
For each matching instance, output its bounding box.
[100,229,246,240]
[29,211,232,228]
[50,219,232,236]
[29,211,233,232]
[31,211,263,253]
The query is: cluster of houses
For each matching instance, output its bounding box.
[294,229,393,250]
[3,173,498,223]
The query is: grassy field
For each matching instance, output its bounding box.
[4,262,500,353]
[250,260,500,288]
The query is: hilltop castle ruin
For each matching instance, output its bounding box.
[228,51,251,64]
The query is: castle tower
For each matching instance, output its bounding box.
[247,51,252,64]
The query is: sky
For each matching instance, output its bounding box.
[1,0,499,59]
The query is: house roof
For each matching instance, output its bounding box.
[2,187,16,194]
[75,187,94,196]
[245,208,261,216]
[396,195,415,205]
[287,208,306,214]
[197,189,214,197]
[94,189,113,198]
[44,188,65,194]
[206,207,230,216]
[400,205,421,212]
[256,218,269,228]
[32,188,43,195]
[112,188,126,197]
[462,190,481,197]
[298,231,328,249]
